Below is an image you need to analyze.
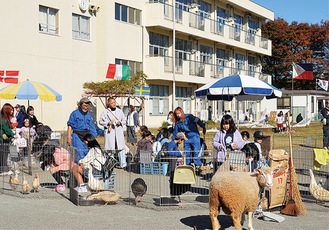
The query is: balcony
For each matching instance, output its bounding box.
[143,55,262,84]
[144,2,271,55]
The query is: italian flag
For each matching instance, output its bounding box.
[0,70,19,84]
[106,64,130,80]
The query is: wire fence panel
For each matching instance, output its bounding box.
[1,141,328,208]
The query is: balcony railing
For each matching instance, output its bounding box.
[146,55,262,79]
[147,2,271,51]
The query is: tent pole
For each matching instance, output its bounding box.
[27,100,32,175]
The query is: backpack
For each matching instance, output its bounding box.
[156,141,169,160]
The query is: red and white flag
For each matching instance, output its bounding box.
[0,70,19,84]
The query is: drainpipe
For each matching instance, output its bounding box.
[172,0,176,111]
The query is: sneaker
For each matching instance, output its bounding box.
[55,184,66,192]
[0,171,13,176]
[74,185,88,193]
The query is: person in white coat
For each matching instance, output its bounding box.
[99,97,127,169]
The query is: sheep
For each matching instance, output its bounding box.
[209,166,279,230]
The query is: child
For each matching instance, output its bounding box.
[276,111,284,133]
[72,133,103,192]
[241,142,259,172]
[19,119,36,156]
[240,131,250,144]
[42,144,76,192]
[253,131,268,168]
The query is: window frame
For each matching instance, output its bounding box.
[149,84,170,116]
[72,13,90,41]
[115,3,141,25]
[39,5,59,35]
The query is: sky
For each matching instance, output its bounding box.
[252,0,328,24]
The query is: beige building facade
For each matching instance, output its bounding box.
[0,0,273,130]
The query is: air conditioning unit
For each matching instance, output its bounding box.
[89,5,100,12]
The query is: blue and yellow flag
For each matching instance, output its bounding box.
[135,86,150,96]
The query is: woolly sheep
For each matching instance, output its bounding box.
[209,166,279,230]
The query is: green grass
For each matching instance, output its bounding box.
[94,122,323,151]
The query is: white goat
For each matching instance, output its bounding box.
[209,166,279,230]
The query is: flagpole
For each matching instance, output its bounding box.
[291,76,294,116]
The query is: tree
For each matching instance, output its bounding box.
[261,18,329,89]
[83,71,148,97]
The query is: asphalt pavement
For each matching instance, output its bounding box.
[0,192,328,230]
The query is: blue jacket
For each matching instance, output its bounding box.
[16,111,25,128]
[167,141,182,157]
[172,114,206,142]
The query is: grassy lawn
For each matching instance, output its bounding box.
[94,121,321,152]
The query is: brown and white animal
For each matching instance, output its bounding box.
[87,191,121,205]
[32,173,40,193]
[209,166,279,230]
[9,173,19,191]
[22,176,31,194]
[131,178,147,205]
[309,169,329,202]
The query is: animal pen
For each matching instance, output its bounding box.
[1,135,328,209]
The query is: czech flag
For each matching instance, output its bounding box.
[292,63,313,80]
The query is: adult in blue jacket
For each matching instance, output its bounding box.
[172,107,206,168]
[67,97,97,162]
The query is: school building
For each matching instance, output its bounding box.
[0,0,275,130]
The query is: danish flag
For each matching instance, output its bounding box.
[0,70,19,84]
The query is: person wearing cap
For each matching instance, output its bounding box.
[172,107,206,169]
[321,101,329,149]
[253,130,266,166]
[212,114,244,168]
[67,97,97,162]
[99,97,127,169]
[167,132,190,203]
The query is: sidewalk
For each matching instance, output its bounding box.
[0,192,328,230]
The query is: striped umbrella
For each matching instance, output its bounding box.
[195,74,282,101]
[0,79,62,175]
[0,79,62,102]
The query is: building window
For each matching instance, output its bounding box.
[216,48,229,76]
[149,32,169,57]
[115,59,142,76]
[215,7,228,35]
[233,14,242,41]
[39,5,59,34]
[175,86,192,113]
[235,53,245,71]
[115,3,141,25]
[72,14,90,40]
[176,38,192,60]
[248,56,256,76]
[200,45,213,64]
[277,97,291,109]
[149,85,169,115]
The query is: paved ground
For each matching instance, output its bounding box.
[0,191,328,230]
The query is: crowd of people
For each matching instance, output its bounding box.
[63,97,272,195]
[1,96,270,195]
[0,103,44,175]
